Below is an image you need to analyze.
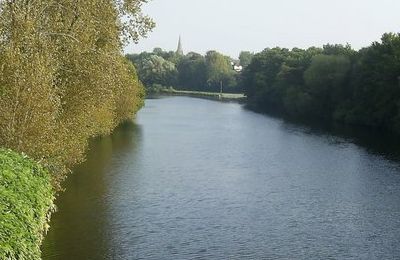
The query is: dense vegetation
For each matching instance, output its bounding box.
[126,49,251,93]
[0,0,153,186]
[0,1,152,258]
[242,33,400,134]
[0,149,55,260]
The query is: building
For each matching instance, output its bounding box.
[230,61,243,72]
[176,36,184,56]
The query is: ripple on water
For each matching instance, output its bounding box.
[43,97,400,260]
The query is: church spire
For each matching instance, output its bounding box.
[176,35,184,56]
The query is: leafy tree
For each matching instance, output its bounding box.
[0,0,151,185]
[304,54,351,118]
[134,54,178,87]
[276,48,319,116]
[322,44,355,56]
[239,51,254,67]
[345,33,400,130]
[242,33,400,134]
[177,52,207,91]
[242,47,291,111]
[205,50,236,92]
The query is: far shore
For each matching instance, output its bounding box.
[154,88,246,102]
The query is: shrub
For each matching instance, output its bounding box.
[0,149,55,260]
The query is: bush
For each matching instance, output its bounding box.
[0,149,55,260]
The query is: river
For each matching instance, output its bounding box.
[42,96,400,259]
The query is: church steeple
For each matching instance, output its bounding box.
[176,35,184,56]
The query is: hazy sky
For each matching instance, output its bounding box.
[124,0,400,58]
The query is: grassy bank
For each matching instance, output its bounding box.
[0,149,55,260]
[157,87,246,101]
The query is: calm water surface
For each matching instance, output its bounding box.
[42,96,400,259]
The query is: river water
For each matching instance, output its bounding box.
[42,96,400,259]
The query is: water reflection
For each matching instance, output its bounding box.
[43,97,400,260]
[278,114,400,162]
[42,122,142,260]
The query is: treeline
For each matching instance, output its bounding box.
[0,0,153,187]
[243,33,400,134]
[0,0,152,258]
[126,49,254,93]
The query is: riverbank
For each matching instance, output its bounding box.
[155,87,246,102]
[0,149,55,260]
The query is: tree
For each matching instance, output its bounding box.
[239,51,254,67]
[241,33,400,134]
[135,55,178,87]
[177,52,207,91]
[345,33,400,130]
[0,0,151,185]
[205,51,236,92]
[242,47,291,111]
[304,54,351,118]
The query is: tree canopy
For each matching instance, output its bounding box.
[242,33,400,134]
[0,0,153,186]
[127,48,242,93]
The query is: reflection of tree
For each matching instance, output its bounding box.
[280,117,400,162]
[110,122,143,156]
[42,122,143,259]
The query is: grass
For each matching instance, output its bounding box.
[0,149,55,260]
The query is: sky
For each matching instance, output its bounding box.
[124,0,400,58]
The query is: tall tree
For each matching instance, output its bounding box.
[304,54,351,118]
[177,52,207,91]
[205,50,236,92]
[239,51,254,67]
[0,0,152,184]
[134,54,178,87]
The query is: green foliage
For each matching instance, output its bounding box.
[239,51,254,67]
[0,149,55,260]
[243,33,400,134]
[127,48,242,93]
[205,50,236,91]
[243,47,294,111]
[130,54,178,87]
[145,84,173,94]
[0,1,149,258]
[177,52,208,91]
[344,33,400,129]
[0,0,149,186]
[115,0,156,44]
[303,55,351,118]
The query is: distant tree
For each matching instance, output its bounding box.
[242,47,291,110]
[153,47,164,56]
[128,48,243,93]
[304,54,351,118]
[345,33,400,130]
[322,43,355,57]
[239,51,254,67]
[134,55,178,87]
[177,52,207,91]
[205,51,236,92]
[276,48,319,116]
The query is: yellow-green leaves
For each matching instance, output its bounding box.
[115,0,155,44]
[0,0,150,187]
